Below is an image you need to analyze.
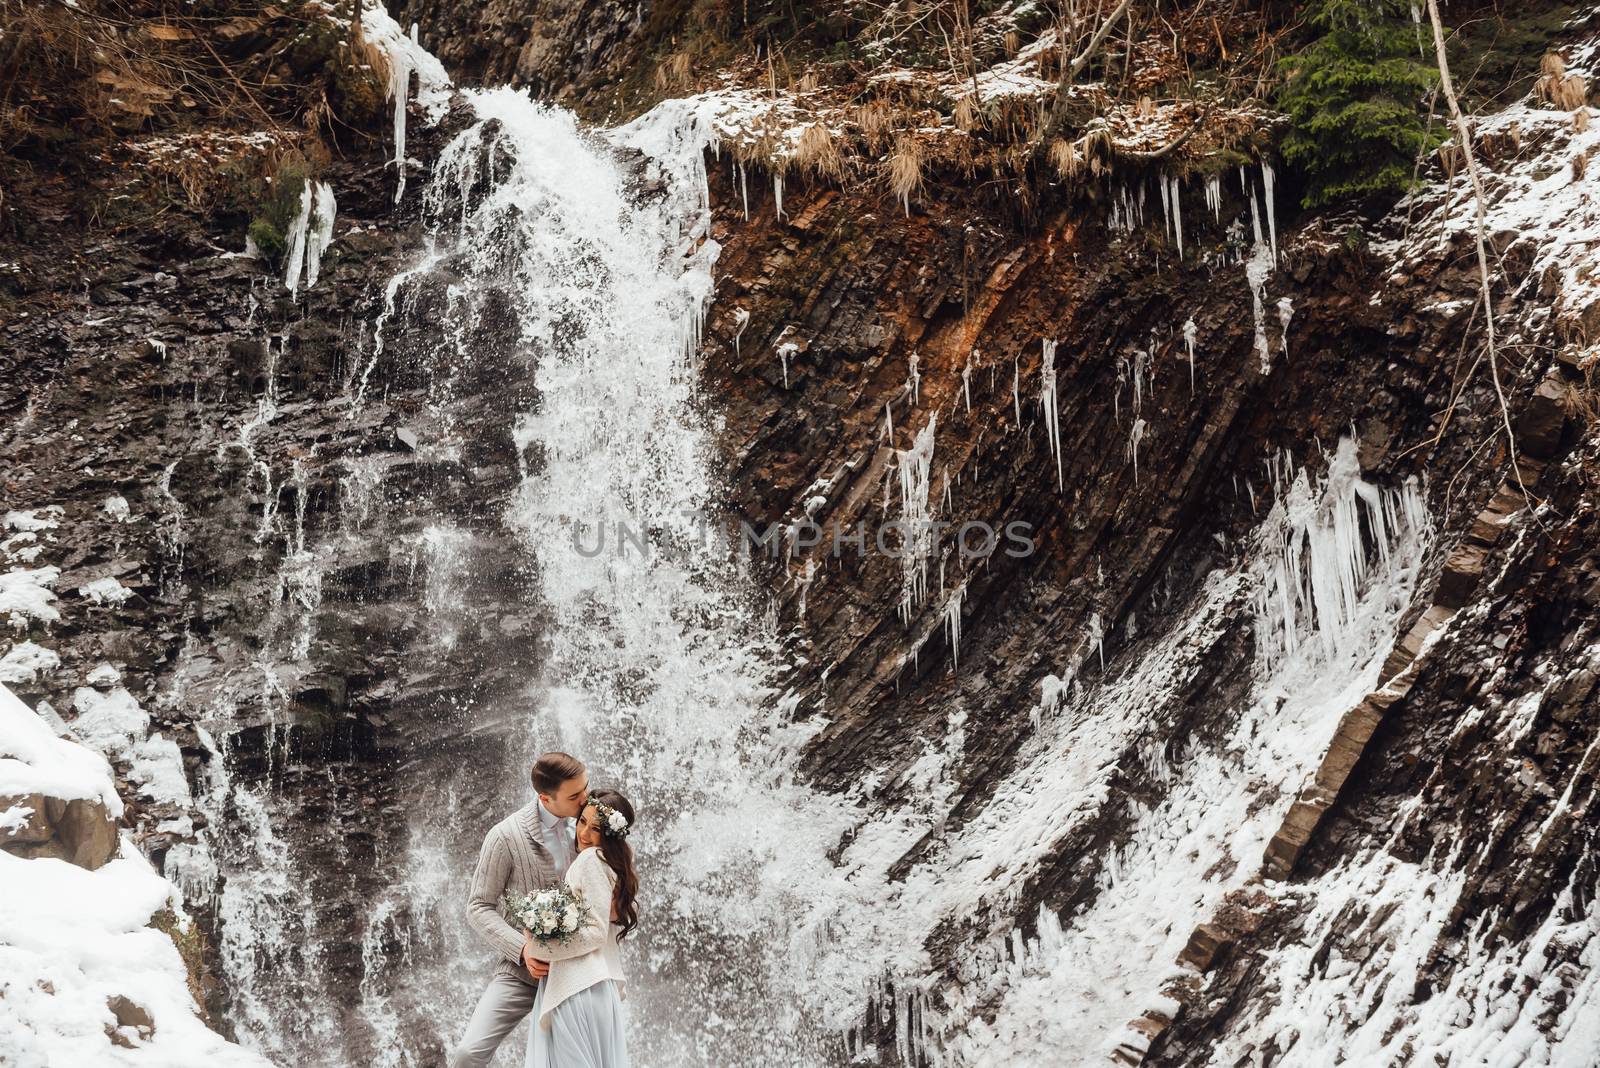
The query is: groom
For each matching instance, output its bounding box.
[448,751,590,1068]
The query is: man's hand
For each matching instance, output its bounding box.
[521,935,550,980]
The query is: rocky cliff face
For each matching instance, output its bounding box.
[3,1,1598,1066]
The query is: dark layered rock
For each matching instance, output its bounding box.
[391,0,650,115]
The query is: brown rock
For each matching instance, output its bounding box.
[1516,371,1572,459]
[1,795,119,870]
[106,995,155,1048]
[1177,923,1231,972]
[0,793,53,844]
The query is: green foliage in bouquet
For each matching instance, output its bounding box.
[1276,0,1445,207]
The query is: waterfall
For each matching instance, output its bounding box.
[189,71,838,1066]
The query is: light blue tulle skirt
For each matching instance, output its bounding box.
[527,980,629,1068]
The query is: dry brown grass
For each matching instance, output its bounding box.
[856,97,897,152]
[1048,137,1082,179]
[654,51,693,93]
[795,122,845,180]
[888,135,924,215]
[1536,53,1589,111]
[953,94,982,132]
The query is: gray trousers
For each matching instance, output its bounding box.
[449,972,543,1068]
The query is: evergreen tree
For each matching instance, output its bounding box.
[1277,0,1443,207]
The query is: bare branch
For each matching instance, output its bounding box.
[1424,0,1526,496]
[1035,0,1134,148]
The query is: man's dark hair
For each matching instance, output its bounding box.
[530,752,584,795]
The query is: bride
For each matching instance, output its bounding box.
[525,789,638,1068]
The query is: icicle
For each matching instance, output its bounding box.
[1088,612,1104,670]
[1132,349,1149,417]
[1127,417,1147,483]
[941,465,952,511]
[281,182,313,295]
[733,308,750,356]
[1277,296,1295,356]
[1039,339,1062,491]
[738,162,749,220]
[1169,174,1184,259]
[305,182,336,290]
[907,351,920,406]
[1248,175,1264,249]
[386,28,418,203]
[1246,242,1273,374]
[962,351,974,412]
[945,585,964,670]
[774,172,785,220]
[1011,358,1021,425]
[885,400,895,443]
[1248,437,1431,676]
[1182,317,1198,393]
[1205,174,1221,220]
[1262,161,1278,263]
[1159,173,1172,241]
[795,558,817,620]
[281,180,337,296]
[895,416,939,613]
[778,340,798,388]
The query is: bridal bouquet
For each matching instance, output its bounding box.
[506,885,594,946]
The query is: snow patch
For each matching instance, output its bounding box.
[0,683,122,814]
[1,567,61,630]
[81,576,133,606]
[0,642,60,685]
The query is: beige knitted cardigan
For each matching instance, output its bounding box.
[535,846,627,1028]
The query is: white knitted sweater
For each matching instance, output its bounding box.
[537,846,627,1028]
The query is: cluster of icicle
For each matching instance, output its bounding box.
[1248,436,1429,676]
[282,181,336,296]
[894,415,939,625]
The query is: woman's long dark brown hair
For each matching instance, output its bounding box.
[588,789,639,940]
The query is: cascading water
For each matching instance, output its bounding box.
[192,60,841,1066]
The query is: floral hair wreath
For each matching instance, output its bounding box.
[586,796,631,839]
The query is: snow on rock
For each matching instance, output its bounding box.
[1377,50,1600,338]
[1,567,61,630]
[1,684,261,1065]
[81,575,134,606]
[102,496,131,522]
[86,664,121,689]
[70,687,193,810]
[0,641,61,685]
[1,684,121,814]
[0,842,274,1068]
[3,509,61,533]
[1,531,44,564]
[1208,665,1600,1067]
